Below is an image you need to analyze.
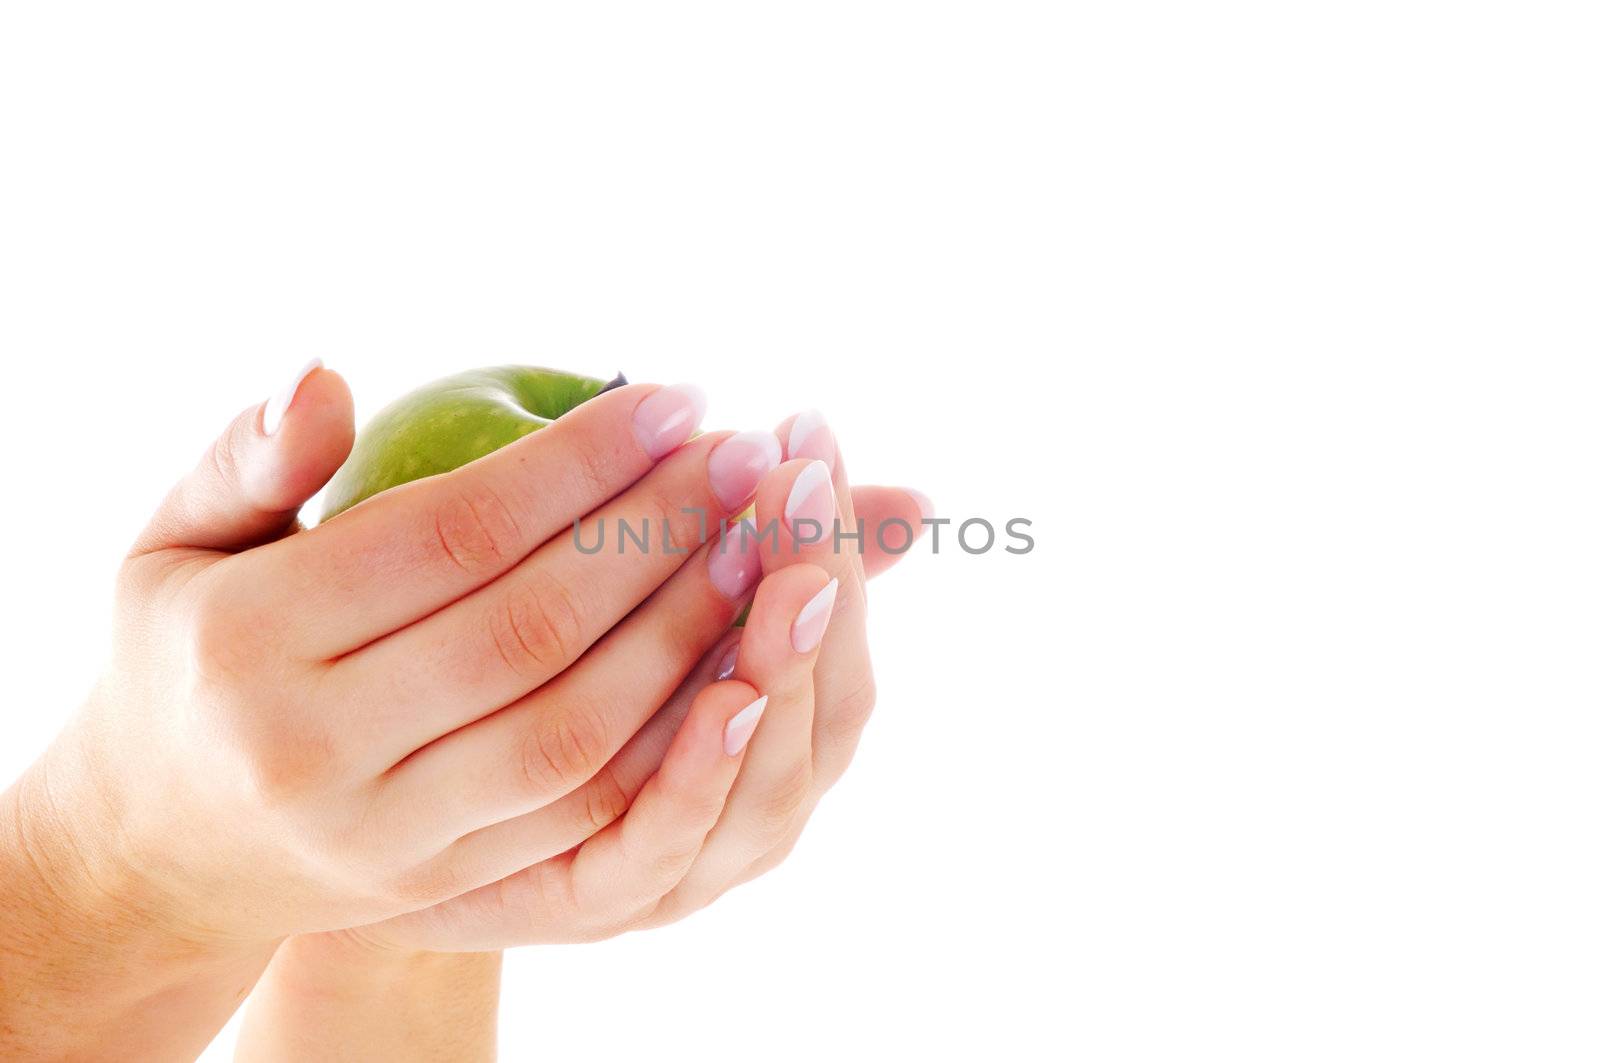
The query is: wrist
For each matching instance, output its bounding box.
[285,927,499,976]
[0,742,277,1059]
[238,933,501,1062]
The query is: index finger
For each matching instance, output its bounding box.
[232,381,705,658]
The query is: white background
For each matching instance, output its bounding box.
[0,2,1594,1060]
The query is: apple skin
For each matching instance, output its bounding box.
[319,365,621,522]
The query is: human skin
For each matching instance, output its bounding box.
[0,366,777,1058]
[236,416,930,1060]
[333,421,924,949]
[0,365,928,1060]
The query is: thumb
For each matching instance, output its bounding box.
[131,359,355,556]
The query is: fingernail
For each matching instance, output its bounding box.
[708,518,763,600]
[784,460,835,536]
[708,431,782,510]
[791,577,839,653]
[906,488,936,524]
[714,642,740,681]
[787,410,837,471]
[723,695,769,756]
[262,358,322,436]
[632,384,707,460]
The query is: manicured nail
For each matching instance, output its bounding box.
[708,518,762,600]
[784,460,835,536]
[708,431,782,510]
[791,577,839,653]
[724,695,769,756]
[714,642,740,681]
[632,384,707,460]
[787,409,837,471]
[906,488,935,523]
[262,358,322,436]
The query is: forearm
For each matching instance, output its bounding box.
[235,933,500,1063]
[0,758,276,1061]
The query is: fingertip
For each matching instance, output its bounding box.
[631,382,708,460]
[260,358,322,436]
[850,484,933,578]
[679,679,765,758]
[903,487,935,524]
[784,409,838,474]
[722,694,769,757]
[791,576,839,655]
[752,459,835,563]
[650,681,766,806]
[689,678,762,722]
[714,638,741,682]
[737,563,834,671]
[248,365,356,512]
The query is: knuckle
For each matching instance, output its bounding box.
[615,898,669,935]
[626,488,691,556]
[430,483,525,576]
[766,836,801,872]
[647,840,701,886]
[625,900,667,932]
[518,707,610,797]
[205,424,245,490]
[488,572,586,679]
[819,674,878,747]
[388,858,465,909]
[578,767,632,835]
[511,861,577,927]
[749,828,803,880]
[750,761,812,837]
[656,772,728,828]
[237,722,342,804]
[566,438,616,503]
[654,491,704,555]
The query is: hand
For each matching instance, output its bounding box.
[317,413,927,948]
[335,557,836,949]
[233,450,923,1060]
[642,412,928,922]
[3,366,783,957]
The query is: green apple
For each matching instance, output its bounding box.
[319,365,625,522]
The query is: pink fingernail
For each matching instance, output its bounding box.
[262,358,322,435]
[708,518,762,601]
[714,641,740,681]
[708,431,782,510]
[632,384,707,460]
[784,460,835,539]
[790,578,839,653]
[905,488,935,523]
[723,695,769,756]
[786,409,837,472]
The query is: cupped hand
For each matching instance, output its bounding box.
[342,559,836,950]
[643,412,929,923]
[13,365,788,949]
[323,413,929,949]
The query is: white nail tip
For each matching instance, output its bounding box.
[788,409,826,458]
[262,358,322,435]
[784,460,833,524]
[724,695,769,756]
[676,384,709,424]
[730,429,784,470]
[795,578,839,632]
